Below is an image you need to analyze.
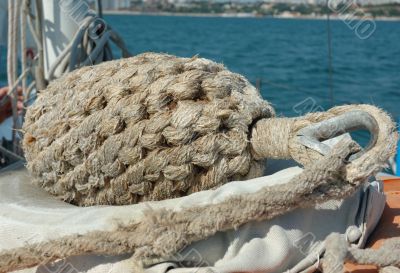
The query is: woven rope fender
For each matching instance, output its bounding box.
[22,52,398,207]
[23,53,275,206]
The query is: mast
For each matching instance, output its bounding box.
[39,0,84,81]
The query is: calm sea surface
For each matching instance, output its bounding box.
[1,15,399,143]
[107,15,400,115]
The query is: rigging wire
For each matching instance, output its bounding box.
[326,1,334,107]
[96,0,103,18]
[20,0,28,132]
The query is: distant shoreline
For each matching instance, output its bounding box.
[103,10,400,21]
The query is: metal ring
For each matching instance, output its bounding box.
[296,110,379,161]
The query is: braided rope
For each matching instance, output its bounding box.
[23,53,274,206]
[323,233,400,273]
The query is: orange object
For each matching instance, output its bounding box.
[345,176,400,273]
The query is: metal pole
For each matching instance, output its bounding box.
[34,0,47,90]
[40,0,82,80]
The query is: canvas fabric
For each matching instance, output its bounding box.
[0,165,385,273]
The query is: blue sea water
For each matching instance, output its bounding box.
[1,15,399,143]
[107,15,400,117]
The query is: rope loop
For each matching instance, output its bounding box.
[251,104,398,184]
